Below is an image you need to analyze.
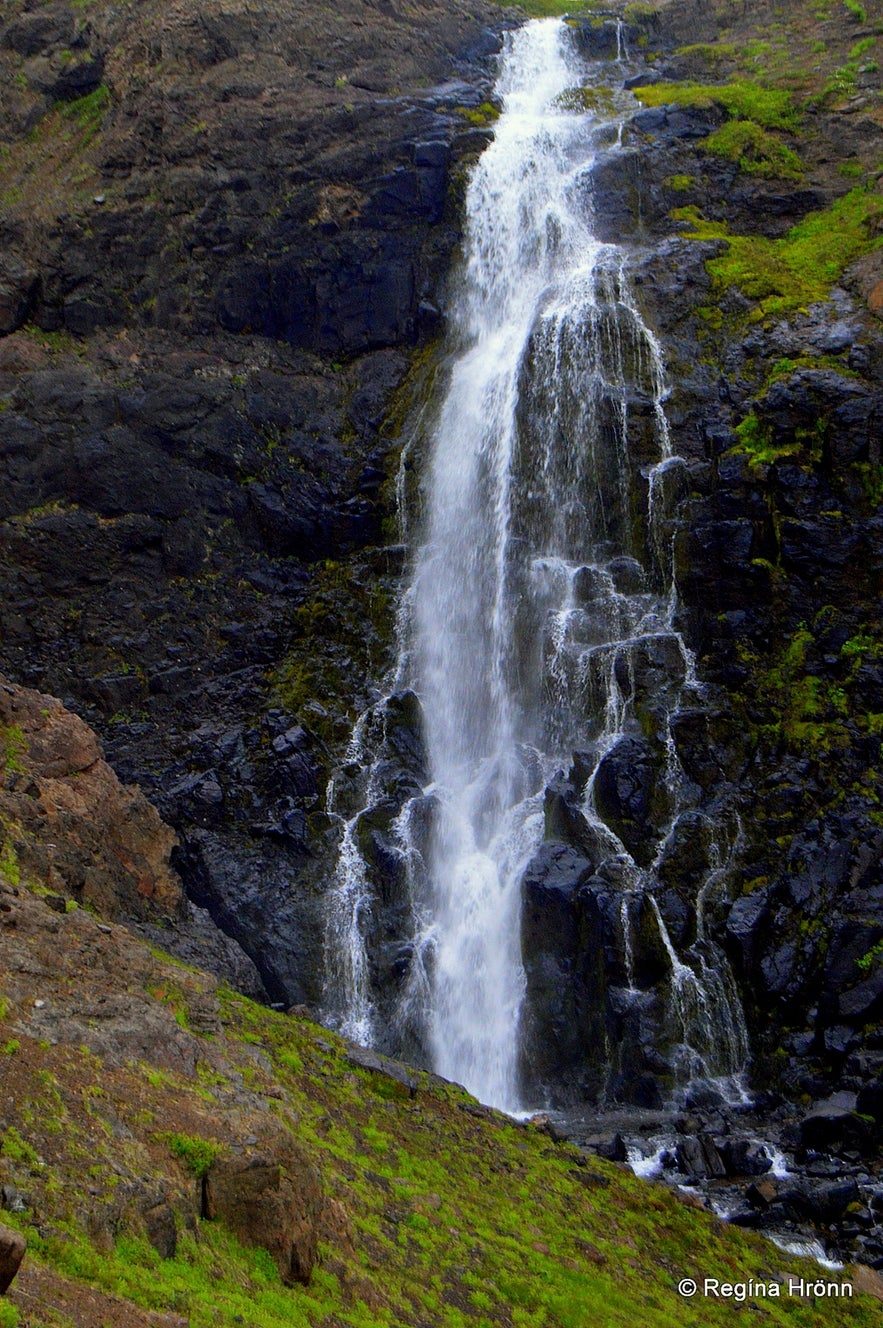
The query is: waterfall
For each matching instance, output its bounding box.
[323,17,748,1113]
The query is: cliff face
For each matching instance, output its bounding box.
[0,0,510,1002]
[1,0,883,1122]
[598,0,883,1107]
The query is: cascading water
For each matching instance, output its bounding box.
[323,17,748,1113]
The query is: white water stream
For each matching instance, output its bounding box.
[323,18,748,1113]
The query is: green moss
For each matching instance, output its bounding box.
[1,724,27,775]
[1,1126,40,1167]
[843,0,867,20]
[675,42,738,62]
[665,173,697,191]
[623,1,660,24]
[702,120,803,179]
[632,78,797,129]
[454,102,500,128]
[553,85,619,115]
[852,463,883,507]
[678,187,883,314]
[270,556,397,746]
[858,938,883,972]
[0,842,21,887]
[730,412,798,467]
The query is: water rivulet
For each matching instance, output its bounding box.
[323,18,748,1113]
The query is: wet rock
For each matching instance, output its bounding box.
[613,634,686,742]
[606,556,647,595]
[747,1179,778,1208]
[675,1134,726,1180]
[721,1139,773,1178]
[790,1178,860,1225]
[519,845,609,1101]
[543,773,606,864]
[799,1093,874,1156]
[725,889,770,972]
[857,1080,883,1138]
[593,736,663,866]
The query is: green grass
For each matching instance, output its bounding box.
[623,0,660,23]
[58,83,111,130]
[3,972,881,1328]
[1,1125,40,1166]
[508,0,607,15]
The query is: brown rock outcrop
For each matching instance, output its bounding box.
[0,1223,26,1294]
[204,1120,324,1285]
[0,674,182,920]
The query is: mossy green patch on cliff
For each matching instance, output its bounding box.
[632,79,798,129]
[741,614,883,753]
[163,1131,224,1178]
[454,101,500,127]
[676,186,883,315]
[510,0,612,16]
[702,120,803,180]
[56,83,111,139]
[1,724,27,775]
[271,556,396,747]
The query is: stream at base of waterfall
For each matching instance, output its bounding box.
[322,16,748,1121]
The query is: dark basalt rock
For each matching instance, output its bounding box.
[0,255,39,335]
[519,844,609,1101]
[799,1093,875,1157]
[592,735,663,866]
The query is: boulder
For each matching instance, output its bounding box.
[0,675,183,921]
[0,1223,26,1294]
[204,1128,324,1285]
[143,1201,177,1260]
[799,1093,874,1156]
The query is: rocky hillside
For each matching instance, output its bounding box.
[0,768,882,1324]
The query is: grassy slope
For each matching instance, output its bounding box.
[2,4,883,1325]
[0,880,879,1327]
